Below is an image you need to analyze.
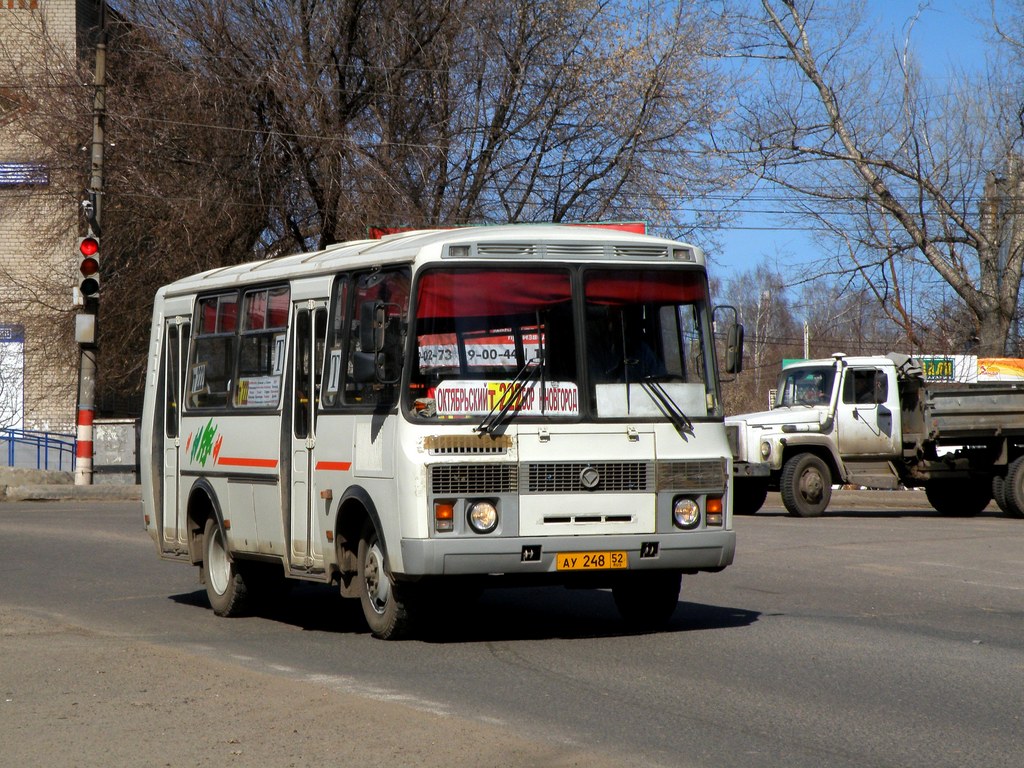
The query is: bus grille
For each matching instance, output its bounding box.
[523,462,653,493]
[428,459,725,496]
[656,460,727,491]
[424,434,510,455]
[430,464,518,495]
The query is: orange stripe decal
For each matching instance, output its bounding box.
[217,456,279,468]
[316,461,352,471]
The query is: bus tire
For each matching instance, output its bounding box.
[357,524,414,640]
[733,479,768,515]
[780,453,831,517]
[202,517,250,617]
[612,570,681,629]
[998,458,1024,518]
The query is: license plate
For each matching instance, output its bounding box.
[555,550,628,571]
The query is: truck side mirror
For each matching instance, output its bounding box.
[874,372,889,404]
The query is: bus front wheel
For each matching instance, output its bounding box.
[202,517,250,617]
[357,524,414,640]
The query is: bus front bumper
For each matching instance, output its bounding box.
[399,530,735,577]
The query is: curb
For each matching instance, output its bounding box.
[1,484,142,502]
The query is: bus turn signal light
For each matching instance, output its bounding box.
[707,497,724,526]
[434,502,454,532]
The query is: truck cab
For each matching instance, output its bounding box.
[727,354,904,516]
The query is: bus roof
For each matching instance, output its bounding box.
[157,224,705,297]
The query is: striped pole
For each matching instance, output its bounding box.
[74,349,96,486]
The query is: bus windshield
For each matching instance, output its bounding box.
[408,268,576,420]
[583,268,713,420]
[407,266,717,421]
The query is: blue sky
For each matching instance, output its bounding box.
[706,0,993,279]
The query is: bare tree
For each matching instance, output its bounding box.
[5,0,740,402]
[719,263,802,412]
[126,0,735,246]
[729,0,1024,355]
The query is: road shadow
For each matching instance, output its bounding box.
[171,583,760,643]
[753,508,1010,520]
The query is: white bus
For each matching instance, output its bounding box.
[141,225,742,638]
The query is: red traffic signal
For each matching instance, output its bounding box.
[78,236,100,298]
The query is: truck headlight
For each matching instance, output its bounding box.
[760,441,772,460]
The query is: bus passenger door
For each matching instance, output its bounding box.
[289,302,327,571]
[162,317,189,552]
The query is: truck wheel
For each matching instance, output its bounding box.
[999,458,1024,518]
[733,479,768,515]
[202,517,250,617]
[780,454,831,517]
[992,475,1016,516]
[612,571,682,629]
[357,523,415,640]
[925,479,992,516]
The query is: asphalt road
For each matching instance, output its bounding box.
[1,491,1021,767]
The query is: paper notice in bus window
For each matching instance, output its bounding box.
[418,329,547,373]
[272,333,286,376]
[418,333,458,372]
[235,375,281,407]
[434,380,578,416]
[190,362,207,393]
[326,349,342,393]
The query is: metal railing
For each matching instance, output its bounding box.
[1,428,76,472]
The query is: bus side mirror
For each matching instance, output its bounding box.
[360,301,386,353]
[354,300,403,385]
[714,304,744,375]
[725,323,744,374]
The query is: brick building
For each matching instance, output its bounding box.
[1,0,100,432]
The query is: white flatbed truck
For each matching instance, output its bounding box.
[726,353,1024,517]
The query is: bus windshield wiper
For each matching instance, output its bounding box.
[475,358,543,436]
[641,378,694,439]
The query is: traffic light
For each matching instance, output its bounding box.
[78,235,100,301]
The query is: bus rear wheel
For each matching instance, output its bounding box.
[357,524,414,640]
[202,517,250,617]
[612,571,681,629]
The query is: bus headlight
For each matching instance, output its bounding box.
[673,497,700,529]
[467,501,498,534]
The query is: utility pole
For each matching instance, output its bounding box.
[75,0,106,486]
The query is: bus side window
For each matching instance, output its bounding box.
[345,269,410,406]
[321,278,349,408]
[188,293,237,409]
[234,286,290,408]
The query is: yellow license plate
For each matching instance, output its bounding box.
[555,551,628,571]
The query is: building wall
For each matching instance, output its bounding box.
[1,0,97,432]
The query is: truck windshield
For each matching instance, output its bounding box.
[776,366,836,407]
